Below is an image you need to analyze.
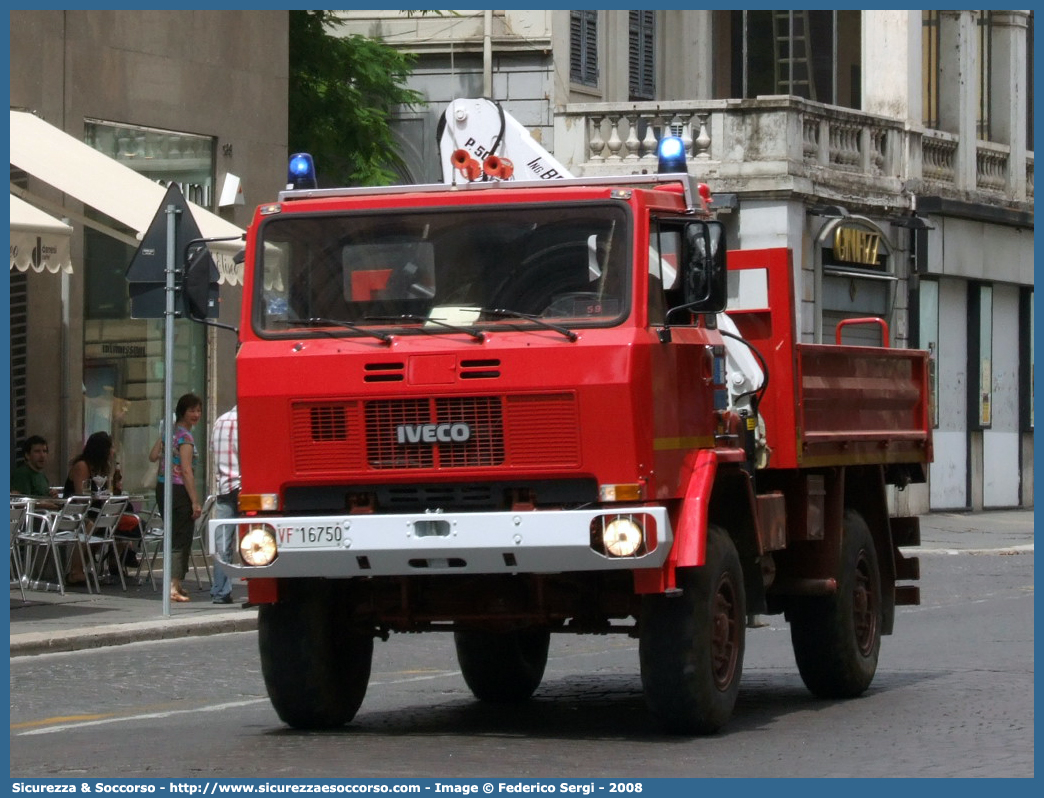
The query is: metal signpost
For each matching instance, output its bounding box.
[160,202,178,617]
[128,183,221,617]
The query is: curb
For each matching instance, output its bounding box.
[10,610,258,657]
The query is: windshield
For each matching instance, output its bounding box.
[254,202,630,335]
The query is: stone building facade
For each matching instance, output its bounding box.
[337,10,1034,512]
[9,10,289,493]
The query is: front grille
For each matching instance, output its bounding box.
[291,401,365,472]
[292,393,579,474]
[366,396,504,469]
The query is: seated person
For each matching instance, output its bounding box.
[11,435,61,507]
[63,431,125,585]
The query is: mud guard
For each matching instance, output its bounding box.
[634,449,717,594]
[248,577,279,605]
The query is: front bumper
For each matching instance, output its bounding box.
[209,506,671,578]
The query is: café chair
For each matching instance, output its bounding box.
[126,504,165,590]
[19,494,92,595]
[81,495,131,591]
[189,495,216,588]
[135,495,215,591]
[10,499,29,601]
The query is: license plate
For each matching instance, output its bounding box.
[274,523,345,548]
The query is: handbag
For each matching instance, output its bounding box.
[142,459,159,490]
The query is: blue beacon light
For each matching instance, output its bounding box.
[657,136,687,174]
[288,152,318,189]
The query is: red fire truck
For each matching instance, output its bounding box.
[202,107,931,735]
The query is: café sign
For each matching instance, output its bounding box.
[833,225,882,267]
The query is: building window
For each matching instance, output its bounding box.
[976,10,993,140]
[1028,11,1034,146]
[570,10,599,88]
[629,11,656,100]
[922,10,941,130]
[731,11,860,107]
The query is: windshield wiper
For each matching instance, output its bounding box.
[366,314,486,342]
[478,308,578,342]
[286,317,394,344]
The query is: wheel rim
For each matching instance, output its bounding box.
[852,550,878,656]
[710,573,740,690]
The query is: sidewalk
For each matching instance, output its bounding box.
[10,563,258,657]
[9,509,1033,657]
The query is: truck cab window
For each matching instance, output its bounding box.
[650,224,685,324]
[254,204,630,336]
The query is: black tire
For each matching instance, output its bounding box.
[454,628,551,703]
[258,589,373,729]
[639,526,746,735]
[789,509,882,698]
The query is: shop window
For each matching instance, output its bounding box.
[629,11,656,100]
[968,283,993,429]
[914,279,941,429]
[9,272,28,461]
[570,10,599,88]
[81,119,213,496]
[1020,288,1033,431]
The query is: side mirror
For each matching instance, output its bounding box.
[681,221,727,312]
[183,244,220,320]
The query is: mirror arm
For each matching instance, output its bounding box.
[187,316,239,335]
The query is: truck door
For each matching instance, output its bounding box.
[647,219,727,498]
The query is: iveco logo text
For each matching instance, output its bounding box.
[396,423,472,444]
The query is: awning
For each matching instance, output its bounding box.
[10,193,73,274]
[10,110,245,284]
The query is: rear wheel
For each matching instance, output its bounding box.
[789,510,882,698]
[454,628,551,703]
[639,526,745,734]
[259,585,373,729]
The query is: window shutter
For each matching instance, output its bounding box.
[570,10,599,87]
[629,11,655,100]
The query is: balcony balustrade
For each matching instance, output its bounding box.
[556,96,1033,209]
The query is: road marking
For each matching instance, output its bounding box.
[914,544,1034,556]
[15,698,269,736]
[14,653,637,736]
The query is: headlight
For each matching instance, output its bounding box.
[239,525,278,566]
[602,517,643,557]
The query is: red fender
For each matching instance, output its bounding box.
[634,448,718,594]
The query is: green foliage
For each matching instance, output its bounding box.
[288,10,424,187]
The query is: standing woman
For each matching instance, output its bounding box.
[149,392,203,602]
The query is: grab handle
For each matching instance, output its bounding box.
[835,317,889,347]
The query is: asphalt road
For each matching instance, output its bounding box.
[9,548,1034,778]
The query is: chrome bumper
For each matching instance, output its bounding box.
[209,506,671,578]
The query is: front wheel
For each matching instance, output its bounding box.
[789,509,883,698]
[454,628,551,703]
[258,585,373,729]
[640,526,746,735]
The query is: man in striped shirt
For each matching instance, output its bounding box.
[210,405,240,604]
